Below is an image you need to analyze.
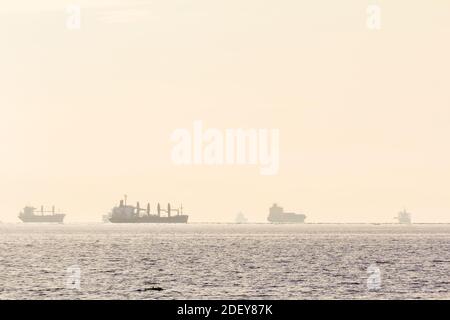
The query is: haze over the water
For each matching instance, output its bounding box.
[1,1,450,223]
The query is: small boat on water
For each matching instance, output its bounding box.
[395,209,412,224]
[235,212,248,224]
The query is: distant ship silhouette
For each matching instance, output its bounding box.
[19,206,65,223]
[395,209,412,224]
[235,212,248,224]
[267,203,306,223]
[108,196,188,223]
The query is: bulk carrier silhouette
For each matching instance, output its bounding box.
[108,196,188,223]
[19,206,65,223]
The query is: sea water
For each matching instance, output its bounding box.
[0,223,448,299]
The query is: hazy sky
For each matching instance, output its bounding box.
[1,1,449,222]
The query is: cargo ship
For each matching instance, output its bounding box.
[19,206,65,223]
[109,196,188,223]
[267,203,306,223]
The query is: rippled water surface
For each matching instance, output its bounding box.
[0,223,449,299]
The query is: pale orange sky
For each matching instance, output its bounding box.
[0,1,449,222]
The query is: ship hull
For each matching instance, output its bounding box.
[109,215,188,223]
[267,214,306,223]
[19,214,65,223]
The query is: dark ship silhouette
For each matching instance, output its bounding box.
[267,203,306,223]
[19,206,65,223]
[109,196,188,223]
